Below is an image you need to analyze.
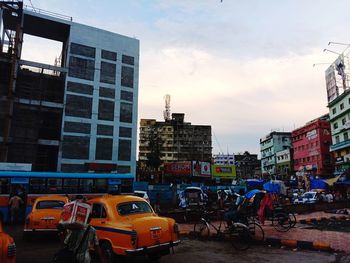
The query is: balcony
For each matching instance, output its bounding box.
[330,139,350,152]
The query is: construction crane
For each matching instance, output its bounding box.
[163,94,171,121]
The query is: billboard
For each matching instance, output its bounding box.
[164,162,191,176]
[325,64,339,103]
[211,164,236,178]
[192,161,211,177]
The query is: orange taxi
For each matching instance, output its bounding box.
[24,195,69,237]
[89,194,180,261]
[0,215,16,263]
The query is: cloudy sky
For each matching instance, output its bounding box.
[21,0,350,155]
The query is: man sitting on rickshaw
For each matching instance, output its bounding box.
[223,189,245,226]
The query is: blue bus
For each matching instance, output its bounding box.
[0,171,134,222]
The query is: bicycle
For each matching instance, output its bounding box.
[193,209,252,250]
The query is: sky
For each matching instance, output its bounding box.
[20,0,350,155]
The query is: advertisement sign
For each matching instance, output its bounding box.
[164,162,191,176]
[306,129,317,140]
[192,161,211,177]
[325,64,339,103]
[211,164,236,178]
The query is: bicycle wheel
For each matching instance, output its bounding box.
[230,223,251,250]
[193,219,210,238]
[248,222,264,242]
[273,212,292,232]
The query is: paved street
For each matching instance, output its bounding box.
[4,225,350,263]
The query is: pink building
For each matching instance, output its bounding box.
[292,116,333,177]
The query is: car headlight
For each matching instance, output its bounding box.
[7,243,16,257]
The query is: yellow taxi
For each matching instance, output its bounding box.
[89,194,180,261]
[0,215,16,263]
[24,195,69,237]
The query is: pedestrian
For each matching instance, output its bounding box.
[55,213,104,263]
[8,193,23,224]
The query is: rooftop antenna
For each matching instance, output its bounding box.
[163,94,171,121]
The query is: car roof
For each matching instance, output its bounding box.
[89,194,146,205]
[34,195,69,202]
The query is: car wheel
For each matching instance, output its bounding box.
[101,241,115,263]
[148,253,162,261]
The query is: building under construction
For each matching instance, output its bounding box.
[0,1,139,175]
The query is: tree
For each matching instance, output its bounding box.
[146,127,163,172]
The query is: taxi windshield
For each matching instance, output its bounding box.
[117,201,153,216]
[36,200,65,209]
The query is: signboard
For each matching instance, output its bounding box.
[108,179,121,185]
[0,162,32,171]
[192,161,211,177]
[164,162,191,176]
[306,129,317,140]
[325,64,339,103]
[211,164,236,178]
[336,156,344,164]
[11,177,29,184]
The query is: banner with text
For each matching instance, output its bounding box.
[211,164,236,178]
[164,162,192,176]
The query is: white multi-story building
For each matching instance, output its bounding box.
[213,154,235,165]
[0,6,139,178]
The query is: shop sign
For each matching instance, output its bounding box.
[212,164,236,178]
[336,156,344,164]
[192,161,211,177]
[164,162,192,176]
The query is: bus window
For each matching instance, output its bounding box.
[30,178,46,194]
[94,179,107,193]
[120,179,133,193]
[79,179,94,193]
[63,179,79,193]
[47,178,63,194]
[0,178,10,194]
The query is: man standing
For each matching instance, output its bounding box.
[8,194,23,224]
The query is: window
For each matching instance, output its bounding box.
[36,201,65,209]
[342,118,347,125]
[120,102,133,123]
[344,132,349,141]
[30,178,46,193]
[63,179,79,193]
[91,203,107,218]
[95,179,108,193]
[122,55,134,65]
[68,56,95,81]
[121,66,134,88]
[333,122,338,129]
[98,100,115,121]
[62,135,90,159]
[100,61,116,84]
[79,179,94,193]
[119,127,132,138]
[340,103,344,110]
[117,201,153,216]
[47,178,62,193]
[120,90,133,102]
[118,139,131,161]
[95,138,113,160]
[335,136,340,144]
[332,108,336,114]
[67,81,93,95]
[99,87,115,99]
[70,43,95,58]
[65,94,92,118]
[97,125,114,136]
[0,178,10,194]
[101,49,117,61]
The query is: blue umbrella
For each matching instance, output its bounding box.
[245,189,263,199]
